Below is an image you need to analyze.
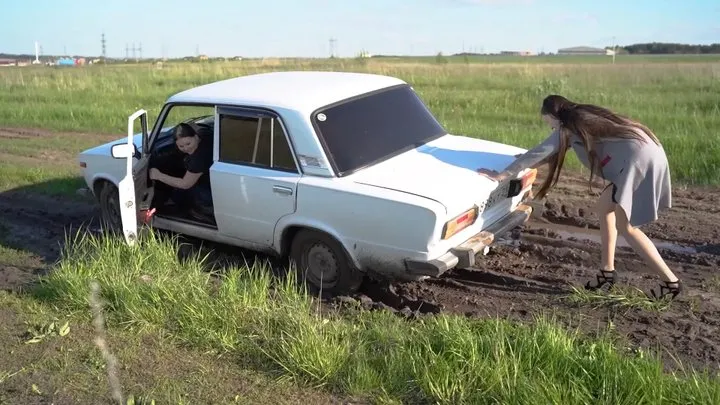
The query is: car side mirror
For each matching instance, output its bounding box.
[111,143,139,159]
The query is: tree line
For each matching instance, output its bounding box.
[613,42,720,54]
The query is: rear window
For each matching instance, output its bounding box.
[312,85,446,176]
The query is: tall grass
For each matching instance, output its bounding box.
[1,58,719,184]
[30,229,720,404]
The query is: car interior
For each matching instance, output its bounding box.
[147,115,218,228]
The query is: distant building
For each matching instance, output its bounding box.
[557,46,608,55]
[499,50,535,56]
[56,57,76,66]
[0,58,17,67]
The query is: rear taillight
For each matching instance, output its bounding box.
[442,206,479,240]
[507,168,537,198]
[520,168,537,190]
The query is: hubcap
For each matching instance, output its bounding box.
[305,243,339,287]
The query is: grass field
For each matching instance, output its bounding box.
[1,55,719,187]
[2,55,720,404]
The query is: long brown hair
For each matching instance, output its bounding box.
[534,94,661,199]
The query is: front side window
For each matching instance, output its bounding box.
[149,104,215,152]
[161,105,215,129]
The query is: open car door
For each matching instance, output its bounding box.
[110,109,155,245]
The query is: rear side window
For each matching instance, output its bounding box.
[218,114,297,172]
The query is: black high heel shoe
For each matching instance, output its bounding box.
[585,269,616,291]
[649,279,683,300]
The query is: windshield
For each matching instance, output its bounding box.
[312,85,447,176]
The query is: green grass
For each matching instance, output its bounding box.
[20,229,720,404]
[1,56,720,188]
[0,291,349,405]
[567,285,672,312]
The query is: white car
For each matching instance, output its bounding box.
[78,71,538,295]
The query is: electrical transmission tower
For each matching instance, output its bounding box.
[126,42,142,62]
[329,37,337,58]
[101,32,107,62]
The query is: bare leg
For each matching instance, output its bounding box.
[614,202,682,299]
[585,186,619,290]
[614,204,677,282]
[596,185,618,271]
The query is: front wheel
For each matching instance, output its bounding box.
[98,182,123,234]
[289,229,364,297]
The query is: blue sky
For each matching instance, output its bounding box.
[2,0,718,58]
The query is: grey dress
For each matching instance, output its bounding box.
[515,128,672,227]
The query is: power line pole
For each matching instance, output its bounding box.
[125,43,129,59]
[138,42,142,61]
[612,36,617,64]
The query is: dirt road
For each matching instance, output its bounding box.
[1,128,719,374]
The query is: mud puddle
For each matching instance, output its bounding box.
[506,221,700,255]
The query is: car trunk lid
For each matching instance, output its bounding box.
[350,134,529,221]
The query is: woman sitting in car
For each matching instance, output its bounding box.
[149,122,214,216]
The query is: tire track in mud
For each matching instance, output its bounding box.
[0,128,46,140]
[0,127,103,289]
[0,191,100,288]
[337,220,720,373]
[0,126,120,142]
[0,127,78,141]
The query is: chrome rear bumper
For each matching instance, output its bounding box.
[404,203,533,277]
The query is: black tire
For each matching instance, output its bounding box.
[97,181,123,234]
[289,229,364,297]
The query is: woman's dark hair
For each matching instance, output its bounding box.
[535,94,661,199]
[174,122,198,139]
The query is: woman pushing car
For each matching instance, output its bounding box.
[477,94,681,300]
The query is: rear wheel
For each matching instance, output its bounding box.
[289,229,364,297]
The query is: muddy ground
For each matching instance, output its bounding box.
[1,128,720,377]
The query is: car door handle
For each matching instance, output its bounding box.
[273,185,293,196]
